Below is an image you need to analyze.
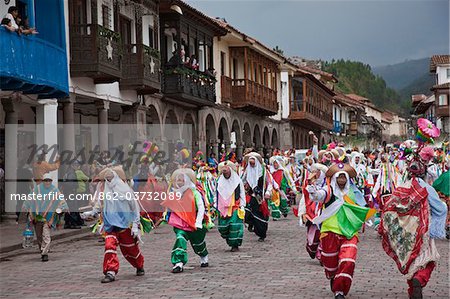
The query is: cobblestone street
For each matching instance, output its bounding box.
[0,217,448,299]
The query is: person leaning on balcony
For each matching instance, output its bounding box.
[18,16,37,35]
[4,6,19,30]
[1,17,16,32]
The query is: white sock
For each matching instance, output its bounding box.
[335,291,344,296]
[106,271,116,277]
[200,255,208,264]
[173,262,183,269]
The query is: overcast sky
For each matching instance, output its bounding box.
[185,0,449,67]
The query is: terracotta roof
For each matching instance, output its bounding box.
[211,17,288,64]
[333,92,363,109]
[431,82,450,91]
[160,0,228,36]
[430,55,450,72]
[296,65,338,83]
[346,93,370,103]
[382,111,394,122]
[411,94,427,106]
[414,97,434,115]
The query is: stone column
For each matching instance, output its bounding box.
[3,98,19,215]
[62,97,76,160]
[212,141,219,159]
[96,101,110,153]
[36,99,59,185]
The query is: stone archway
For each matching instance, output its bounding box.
[164,109,179,155]
[205,114,216,157]
[231,119,242,158]
[253,124,261,152]
[218,117,230,158]
[182,113,197,153]
[146,104,161,141]
[243,122,252,149]
[263,126,270,157]
[271,128,279,149]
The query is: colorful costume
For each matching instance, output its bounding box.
[216,161,246,251]
[242,152,272,241]
[81,168,145,283]
[23,177,68,261]
[308,163,375,299]
[269,155,296,219]
[298,163,328,260]
[162,168,209,273]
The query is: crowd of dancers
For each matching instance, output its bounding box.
[22,119,449,299]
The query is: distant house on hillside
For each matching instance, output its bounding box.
[430,55,450,135]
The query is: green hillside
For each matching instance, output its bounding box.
[372,58,430,90]
[322,59,405,115]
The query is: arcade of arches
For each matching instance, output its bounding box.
[141,96,331,160]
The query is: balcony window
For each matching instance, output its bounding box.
[439,94,448,106]
[447,68,450,79]
[102,5,112,30]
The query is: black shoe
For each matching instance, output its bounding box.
[410,278,423,299]
[283,214,288,218]
[258,237,265,242]
[41,254,48,262]
[248,225,254,232]
[136,268,145,276]
[172,265,183,273]
[200,262,209,268]
[335,294,345,299]
[101,273,115,283]
[230,247,239,252]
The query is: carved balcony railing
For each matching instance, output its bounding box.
[221,76,278,116]
[162,66,216,106]
[70,24,122,83]
[121,44,161,94]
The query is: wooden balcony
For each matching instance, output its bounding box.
[121,44,161,94]
[221,76,278,116]
[162,66,216,107]
[436,105,449,117]
[70,24,122,84]
[289,102,333,130]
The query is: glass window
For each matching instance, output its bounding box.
[148,26,154,48]
[438,94,448,106]
[447,68,450,79]
[102,5,111,29]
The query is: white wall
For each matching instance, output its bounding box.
[365,106,382,122]
[280,71,289,119]
[69,77,137,105]
[436,65,450,85]
[0,3,9,20]
[213,37,230,104]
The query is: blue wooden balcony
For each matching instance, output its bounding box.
[0,27,69,99]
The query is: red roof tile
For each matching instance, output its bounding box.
[430,55,450,72]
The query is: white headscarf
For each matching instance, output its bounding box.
[217,168,242,200]
[330,171,350,200]
[243,157,263,189]
[102,170,140,228]
[172,173,196,195]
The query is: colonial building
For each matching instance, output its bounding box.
[430,55,450,135]
[381,111,407,142]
